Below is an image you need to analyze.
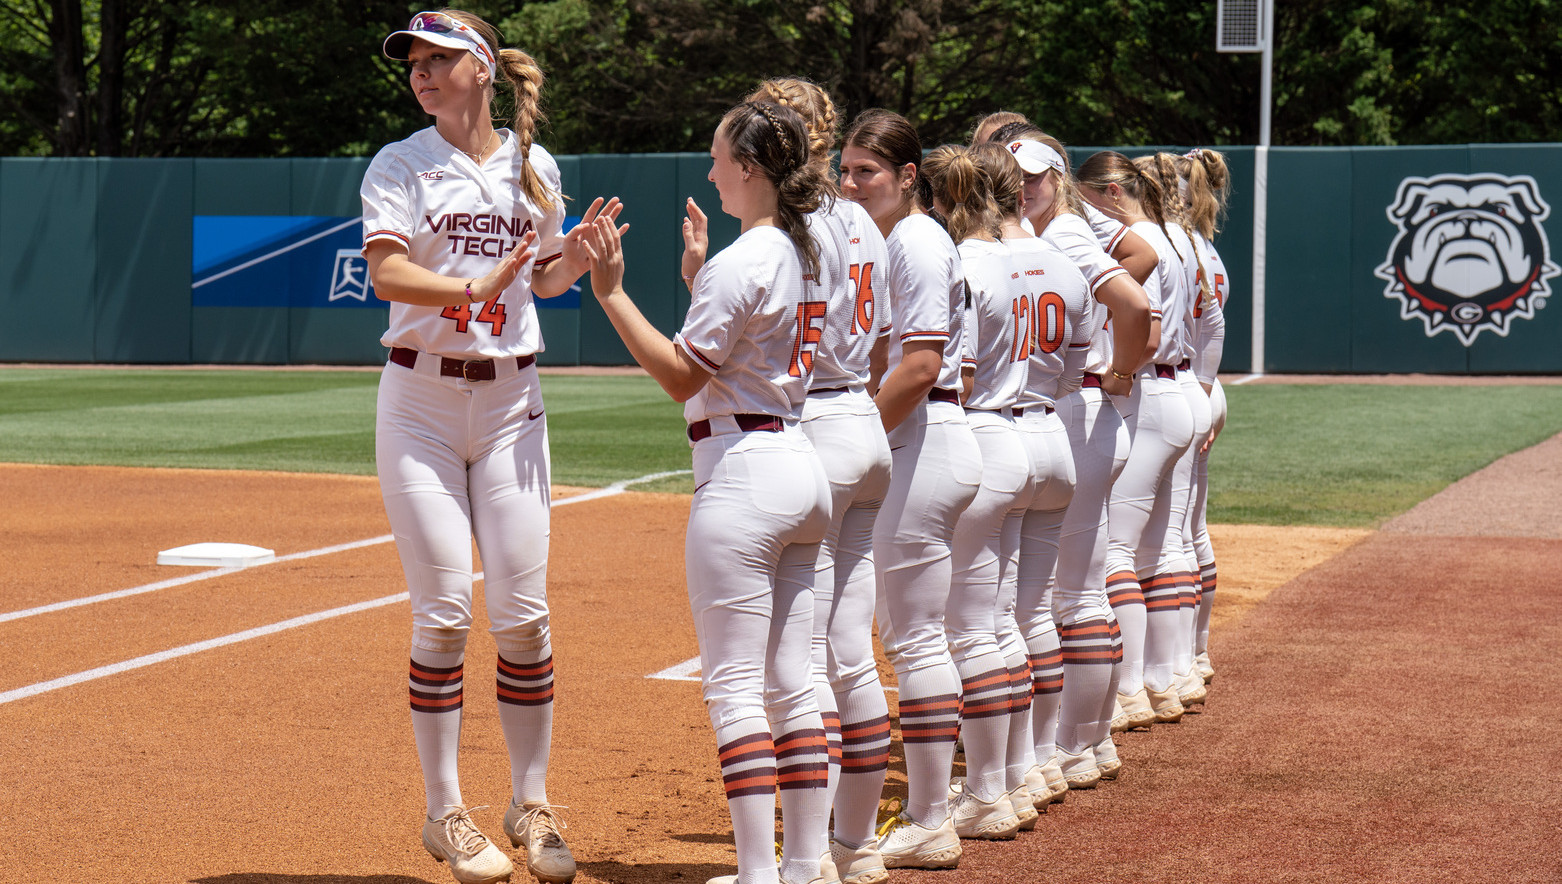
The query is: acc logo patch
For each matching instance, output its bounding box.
[1375,173,1559,345]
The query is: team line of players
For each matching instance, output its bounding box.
[574,80,1238,884]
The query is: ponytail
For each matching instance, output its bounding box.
[1174,148,1231,240]
[497,47,556,213]
[444,9,558,213]
[970,142,1022,222]
[922,144,998,243]
[1078,150,1180,259]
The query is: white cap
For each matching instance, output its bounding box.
[384,11,495,74]
[1006,139,1066,176]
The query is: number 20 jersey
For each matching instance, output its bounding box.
[360,127,566,359]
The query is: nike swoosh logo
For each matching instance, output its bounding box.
[890,445,905,452]
[528,409,545,420]
[694,480,711,493]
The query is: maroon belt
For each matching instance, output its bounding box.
[1177,359,1191,371]
[688,413,784,442]
[1082,373,1103,389]
[928,388,960,404]
[1153,363,1177,380]
[809,386,851,396]
[390,347,535,382]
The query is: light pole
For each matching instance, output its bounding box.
[1218,0,1272,375]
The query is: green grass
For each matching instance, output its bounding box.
[0,368,692,487]
[1209,384,1562,527]
[3,368,1561,525]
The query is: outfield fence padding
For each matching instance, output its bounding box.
[2,145,1558,372]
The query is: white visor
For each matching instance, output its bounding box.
[383,11,495,74]
[1007,139,1066,176]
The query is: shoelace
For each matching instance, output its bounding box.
[438,804,494,856]
[873,797,907,840]
[515,803,569,848]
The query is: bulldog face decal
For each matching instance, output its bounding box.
[1375,173,1559,345]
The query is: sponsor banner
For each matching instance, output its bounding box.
[192,215,582,309]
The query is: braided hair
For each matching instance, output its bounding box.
[720,100,827,281]
[445,9,557,213]
[1139,153,1211,307]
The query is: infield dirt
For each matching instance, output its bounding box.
[0,440,1553,883]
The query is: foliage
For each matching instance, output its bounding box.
[0,1,1558,157]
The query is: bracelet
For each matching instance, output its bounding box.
[1110,367,1133,380]
[465,280,478,302]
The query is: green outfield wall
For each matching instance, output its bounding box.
[1,145,1557,372]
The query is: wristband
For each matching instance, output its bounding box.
[1110,367,1133,380]
[466,280,478,302]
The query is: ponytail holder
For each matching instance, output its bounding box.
[1184,148,1204,160]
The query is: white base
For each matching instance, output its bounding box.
[157,542,275,568]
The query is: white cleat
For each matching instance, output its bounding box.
[422,805,515,884]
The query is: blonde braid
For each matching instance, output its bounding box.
[442,9,558,213]
[499,47,557,213]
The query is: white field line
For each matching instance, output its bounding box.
[1231,373,1265,386]
[0,469,691,625]
[647,656,703,682]
[0,469,692,706]
[644,655,899,693]
[0,535,393,624]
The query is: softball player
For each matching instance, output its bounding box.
[1133,153,1211,710]
[982,120,1160,289]
[748,78,894,884]
[969,140,1095,806]
[1078,151,1196,729]
[581,101,833,884]
[923,144,1029,841]
[1009,134,1152,788]
[1174,148,1234,686]
[365,11,617,884]
[840,110,979,871]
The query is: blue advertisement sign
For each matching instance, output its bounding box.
[192,216,582,309]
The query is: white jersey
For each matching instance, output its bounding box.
[676,226,817,425]
[1039,212,1128,296]
[958,238,1029,410]
[1131,220,1190,367]
[1191,231,1229,384]
[1006,236,1093,408]
[1039,211,1127,378]
[361,127,565,359]
[808,196,891,390]
[1082,203,1131,255]
[885,213,965,393]
[1165,223,1201,362]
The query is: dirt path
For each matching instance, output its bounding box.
[0,445,1548,884]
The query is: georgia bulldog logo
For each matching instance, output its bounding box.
[1375,173,1559,345]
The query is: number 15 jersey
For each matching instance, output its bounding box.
[677,226,822,426]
